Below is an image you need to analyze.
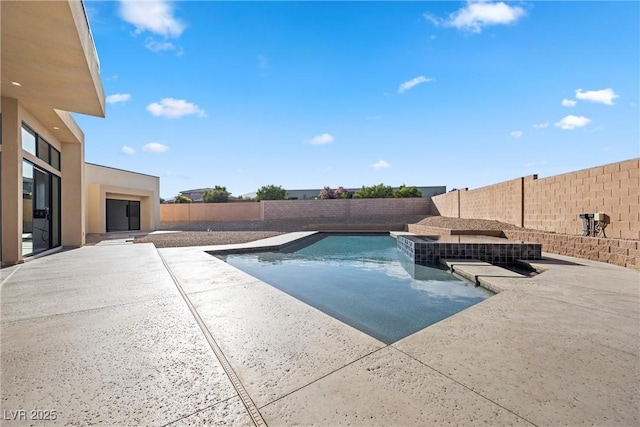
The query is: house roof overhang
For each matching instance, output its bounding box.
[1,0,105,143]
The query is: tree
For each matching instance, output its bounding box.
[203,185,231,203]
[256,185,287,201]
[318,186,336,199]
[174,193,192,204]
[394,184,422,198]
[334,186,350,199]
[354,183,394,198]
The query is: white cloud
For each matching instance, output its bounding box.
[145,38,180,53]
[106,93,131,104]
[119,0,185,38]
[425,1,527,33]
[142,142,169,153]
[121,146,135,155]
[533,122,549,129]
[398,76,433,94]
[575,88,618,106]
[555,115,591,130]
[146,98,206,119]
[105,74,119,81]
[371,160,390,169]
[561,98,577,107]
[309,133,334,145]
[510,130,523,138]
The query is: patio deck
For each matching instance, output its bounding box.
[1,233,638,425]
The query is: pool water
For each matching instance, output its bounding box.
[218,235,491,344]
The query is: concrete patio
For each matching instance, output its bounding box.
[1,233,638,426]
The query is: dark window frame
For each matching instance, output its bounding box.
[21,122,61,171]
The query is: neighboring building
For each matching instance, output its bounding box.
[85,163,160,234]
[176,188,209,203]
[285,186,447,200]
[172,188,240,203]
[0,1,158,267]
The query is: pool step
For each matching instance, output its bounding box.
[439,258,527,293]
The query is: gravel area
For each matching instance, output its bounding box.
[414,216,523,230]
[134,231,284,248]
[133,215,524,248]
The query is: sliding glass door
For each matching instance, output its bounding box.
[22,160,60,257]
[106,199,141,232]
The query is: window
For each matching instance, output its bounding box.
[37,136,50,164]
[22,122,60,170]
[51,147,61,171]
[21,124,36,156]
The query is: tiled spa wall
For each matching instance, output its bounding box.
[397,235,542,265]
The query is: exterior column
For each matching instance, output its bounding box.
[1,97,23,266]
[61,141,85,247]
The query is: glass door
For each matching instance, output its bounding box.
[22,161,57,256]
[106,199,141,232]
[32,167,51,253]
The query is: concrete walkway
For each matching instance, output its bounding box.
[1,234,638,425]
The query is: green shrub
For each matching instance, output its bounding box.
[174,194,192,204]
[394,184,422,198]
[203,186,231,203]
[354,183,394,198]
[256,185,287,201]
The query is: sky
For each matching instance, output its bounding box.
[76,0,640,199]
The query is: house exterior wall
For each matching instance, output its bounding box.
[85,163,160,233]
[1,98,81,265]
[1,0,105,266]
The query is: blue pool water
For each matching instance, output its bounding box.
[218,235,491,344]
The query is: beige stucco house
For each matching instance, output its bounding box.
[85,163,160,234]
[1,1,159,267]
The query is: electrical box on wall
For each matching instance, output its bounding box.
[594,212,605,222]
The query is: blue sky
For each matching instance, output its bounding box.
[77,1,640,199]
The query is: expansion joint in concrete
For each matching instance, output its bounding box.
[258,345,388,410]
[157,249,267,427]
[391,346,539,427]
[0,295,178,326]
[161,395,240,427]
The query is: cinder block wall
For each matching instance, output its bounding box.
[504,230,638,270]
[161,202,262,223]
[161,198,435,224]
[523,158,638,239]
[428,158,639,269]
[262,198,434,220]
[459,177,527,227]
[431,158,639,240]
[431,191,459,217]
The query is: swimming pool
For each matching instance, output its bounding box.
[217,234,492,344]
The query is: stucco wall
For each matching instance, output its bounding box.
[1,98,82,265]
[85,163,160,233]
